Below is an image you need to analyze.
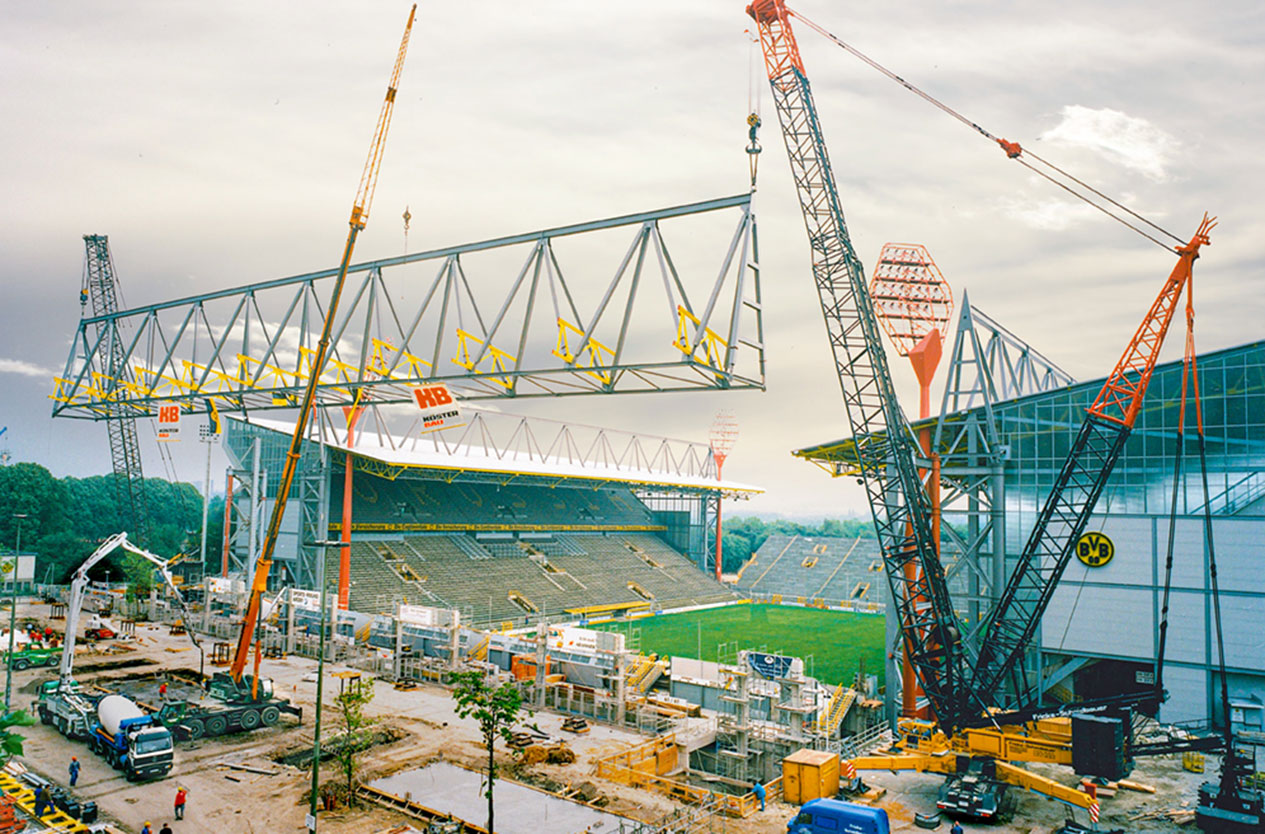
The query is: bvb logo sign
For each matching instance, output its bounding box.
[1076,532,1115,568]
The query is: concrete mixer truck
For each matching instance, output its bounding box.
[37,684,173,781]
[89,695,173,781]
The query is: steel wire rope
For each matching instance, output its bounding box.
[788,7,1186,252]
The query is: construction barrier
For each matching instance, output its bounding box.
[594,734,782,818]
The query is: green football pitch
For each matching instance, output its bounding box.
[589,604,885,688]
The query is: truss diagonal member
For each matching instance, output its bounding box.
[52,195,763,420]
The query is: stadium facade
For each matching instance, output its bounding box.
[796,332,1265,730]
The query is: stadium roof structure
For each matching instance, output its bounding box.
[237,409,762,497]
[792,338,1265,477]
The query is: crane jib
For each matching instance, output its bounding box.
[749,0,968,732]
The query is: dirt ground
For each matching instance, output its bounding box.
[7,600,1220,833]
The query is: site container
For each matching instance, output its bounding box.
[782,749,840,805]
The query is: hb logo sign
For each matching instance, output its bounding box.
[1076,531,1115,568]
[412,385,453,410]
[159,405,180,423]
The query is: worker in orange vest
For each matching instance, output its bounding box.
[173,786,187,820]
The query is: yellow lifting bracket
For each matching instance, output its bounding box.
[553,318,615,384]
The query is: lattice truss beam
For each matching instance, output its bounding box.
[52,195,763,420]
[305,403,728,489]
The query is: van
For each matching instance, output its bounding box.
[787,798,890,834]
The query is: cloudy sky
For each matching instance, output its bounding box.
[2,0,1262,519]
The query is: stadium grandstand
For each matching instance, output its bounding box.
[735,534,885,607]
[222,411,755,627]
[736,533,971,611]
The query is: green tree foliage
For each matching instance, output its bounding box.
[332,675,377,807]
[0,464,209,583]
[0,710,35,762]
[449,671,531,834]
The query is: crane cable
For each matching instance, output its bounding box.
[788,8,1187,253]
[745,27,763,187]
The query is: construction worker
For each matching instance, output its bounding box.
[158,681,168,700]
[68,756,80,787]
[33,784,52,817]
[752,780,766,812]
[173,786,187,820]
[140,822,152,834]
[950,822,963,834]
[159,824,173,834]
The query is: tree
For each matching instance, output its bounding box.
[0,710,35,763]
[449,671,531,834]
[332,675,377,806]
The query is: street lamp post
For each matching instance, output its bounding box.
[306,540,339,834]
[5,513,28,713]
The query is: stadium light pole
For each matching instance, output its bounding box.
[5,513,28,712]
[306,538,338,834]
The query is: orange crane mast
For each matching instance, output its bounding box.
[228,5,418,686]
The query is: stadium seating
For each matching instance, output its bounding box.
[332,531,734,624]
[330,476,657,530]
[735,534,969,608]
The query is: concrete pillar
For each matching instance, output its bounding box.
[394,612,404,681]
[614,649,627,725]
[285,588,297,655]
[448,619,460,671]
[534,620,548,709]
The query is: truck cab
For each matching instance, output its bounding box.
[788,799,890,834]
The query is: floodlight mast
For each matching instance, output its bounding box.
[229,5,418,685]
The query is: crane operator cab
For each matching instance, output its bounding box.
[788,799,890,834]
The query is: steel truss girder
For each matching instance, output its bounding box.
[942,291,1075,413]
[756,12,968,733]
[52,195,764,421]
[304,402,723,488]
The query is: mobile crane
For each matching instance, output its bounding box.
[747,0,1219,823]
[214,6,417,709]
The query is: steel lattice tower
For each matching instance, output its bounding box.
[82,235,148,540]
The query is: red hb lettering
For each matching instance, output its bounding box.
[413,386,452,409]
[159,406,178,423]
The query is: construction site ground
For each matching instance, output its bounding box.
[8,600,1215,833]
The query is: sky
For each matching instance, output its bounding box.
[2,0,1263,520]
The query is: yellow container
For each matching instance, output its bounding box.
[781,749,840,805]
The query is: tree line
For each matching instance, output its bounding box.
[720,515,875,573]
[0,462,221,584]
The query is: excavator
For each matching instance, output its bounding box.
[745,0,1244,827]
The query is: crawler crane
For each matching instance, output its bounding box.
[748,0,1221,823]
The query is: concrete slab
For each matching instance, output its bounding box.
[368,761,633,833]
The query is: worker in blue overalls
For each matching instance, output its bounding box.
[753,780,766,811]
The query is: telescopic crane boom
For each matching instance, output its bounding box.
[228,5,417,685]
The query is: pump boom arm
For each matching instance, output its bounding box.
[59,532,199,690]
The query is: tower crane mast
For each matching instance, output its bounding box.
[746,0,969,734]
[81,235,148,541]
[228,5,417,686]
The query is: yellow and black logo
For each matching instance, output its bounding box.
[1076,532,1114,568]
